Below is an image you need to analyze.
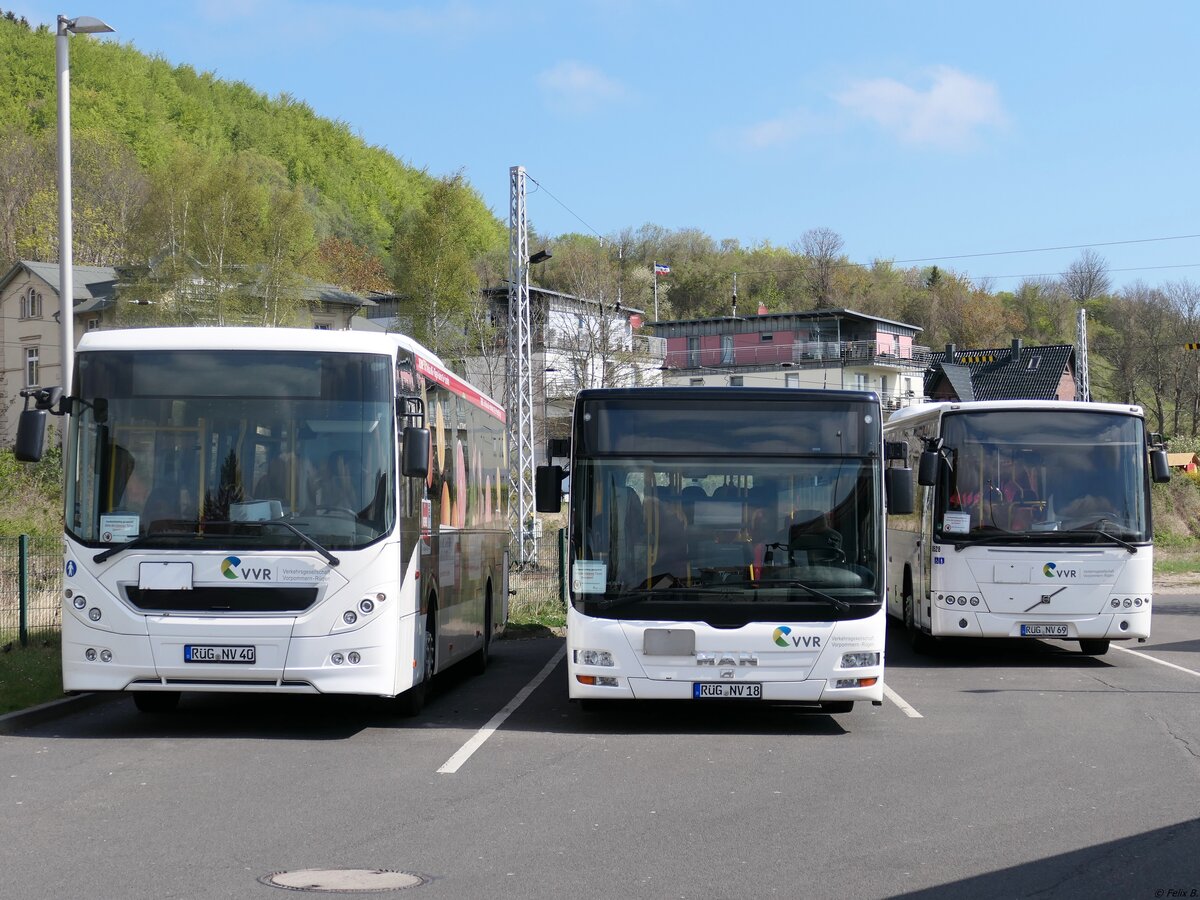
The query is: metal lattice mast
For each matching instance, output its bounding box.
[1075,306,1091,401]
[506,165,536,563]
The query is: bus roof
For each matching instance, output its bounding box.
[77,326,440,365]
[885,399,1146,429]
[576,386,882,405]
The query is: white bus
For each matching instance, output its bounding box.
[884,400,1170,655]
[536,387,912,714]
[16,327,508,714]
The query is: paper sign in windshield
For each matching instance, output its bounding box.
[572,560,607,594]
[942,512,971,534]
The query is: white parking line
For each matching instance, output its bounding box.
[437,645,566,774]
[883,683,923,718]
[1112,644,1200,678]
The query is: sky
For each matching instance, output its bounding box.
[13,1,1200,291]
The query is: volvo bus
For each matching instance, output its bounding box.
[884,400,1170,655]
[16,327,508,714]
[536,387,912,714]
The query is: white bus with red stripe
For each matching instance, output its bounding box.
[18,327,508,714]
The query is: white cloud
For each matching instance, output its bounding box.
[732,108,823,150]
[537,61,626,115]
[835,66,1007,149]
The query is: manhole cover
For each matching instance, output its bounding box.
[260,869,428,893]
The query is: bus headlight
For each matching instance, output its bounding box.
[343,611,357,625]
[358,599,375,615]
[574,649,614,667]
[88,608,102,622]
[72,596,87,610]
[840,652,879,668]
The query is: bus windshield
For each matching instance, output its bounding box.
[67,350,396,552]
[936,409,1150,543]
[568,393,883,625]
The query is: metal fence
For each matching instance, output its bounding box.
[1,534,62,645]
[507,526,566,623]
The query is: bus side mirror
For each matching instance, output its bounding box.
[535,465,563,513]
[1150,448,1171,483]
[14,409,47,463]
[917,450,941,486]
[402,426,430,479]
[886,467,914,515]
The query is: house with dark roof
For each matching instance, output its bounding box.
[0,259,376,444]
[924,339,1078,402]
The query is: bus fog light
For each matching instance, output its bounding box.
[331,652,344,665]
[72,596,87,610]
[835,678,859,688]
[85,648,97,661]
[348,652,361,664]
[99,650,112,662]
[88,607,102,622]
[343,611,357,625]
[840,652,879,668]
[574,649,614,667]
[1119,620,1129,631]
[959,619,968,629]
[359,599,375,615]
[595,676,618,687]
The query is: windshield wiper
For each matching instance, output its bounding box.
[1057,528,1137,554]
[748,579,851,612]
[946,529,1137,554]
[594,587,682,611]
[92,519,341,566]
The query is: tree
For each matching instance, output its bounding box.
[797,227,845,307]
[1062,248,1111,304]
[317,236,390,294]
[391,173,497,359]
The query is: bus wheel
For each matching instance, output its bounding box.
[133,691,180,713]
[1079,639,1110,656]
[397,605,437,717]
[468,585,492,677]
[819,701,854,714]
[905,595,938,655]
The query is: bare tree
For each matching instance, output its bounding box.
[796,227,845,307]
[1062,248,1111,304]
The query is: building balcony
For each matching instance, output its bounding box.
[661,340,931,372]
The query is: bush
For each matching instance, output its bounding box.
[0,446,62,537]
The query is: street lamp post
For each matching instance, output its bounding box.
[57,13,114,399]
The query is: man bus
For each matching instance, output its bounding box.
[16,327,508,714]
[884,400,1170,655]
[536,387,911,714]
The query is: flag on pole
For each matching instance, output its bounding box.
[653,262,671,276]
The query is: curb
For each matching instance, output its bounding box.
[0,692,114,735]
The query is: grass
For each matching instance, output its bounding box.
[1152,545,1200,577]
[0,636,63,715]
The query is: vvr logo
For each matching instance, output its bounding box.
[772,625,823,649]
[221,556,272,581]
[1043,562,1077,579]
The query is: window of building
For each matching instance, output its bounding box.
[784,372,799,388]
[87,318,100,331]
[1026,356,1042,370]
[25,346,39,387]
[20,287,42,319]
[313,322,332,331]
[689,378,704,387]
[759,333,774,342]
[854,372,868,391]
[729,375,744,386]
[721,334,734,364]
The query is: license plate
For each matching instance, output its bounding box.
[1020,624,1069,637]
[693,682,762,699]
[184,645,256,663]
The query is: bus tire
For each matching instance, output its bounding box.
[468,584,492,677]
[133,691,180,713]
[1079,639,1110,656]
[396,603,437,717]
[820,701,854,714]
[905,593,938,655]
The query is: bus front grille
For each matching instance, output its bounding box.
[124,586,319,613]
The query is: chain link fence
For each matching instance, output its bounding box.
[1,534,62,645]
[507,526,567,625]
